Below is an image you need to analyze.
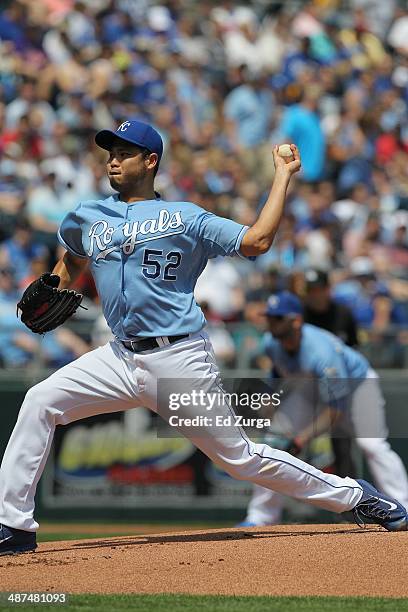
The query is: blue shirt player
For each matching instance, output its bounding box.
[240,291,408,526]
[0,121,406,556]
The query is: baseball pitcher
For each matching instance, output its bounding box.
[0,120,406,555]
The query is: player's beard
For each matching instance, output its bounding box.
[279,327,301,354]
[269,320,293,340]
[273,328,293,340]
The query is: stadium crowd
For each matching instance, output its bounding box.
[0,0,408,369]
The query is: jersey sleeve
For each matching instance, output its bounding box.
[57,203,87,258]
[196,210,250,259]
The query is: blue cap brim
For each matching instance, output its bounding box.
[95,129,148,152]
[265,308,288,316]
[265,308,301,316]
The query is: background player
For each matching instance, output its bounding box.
[240,291,408,527]
[0,120,407,555]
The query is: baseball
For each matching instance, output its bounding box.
[278,144,294,159]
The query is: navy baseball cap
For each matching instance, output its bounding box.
[95,120,164,162]
[305,269,329,289]
[265,291,303,317]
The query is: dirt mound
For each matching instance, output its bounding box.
[1,524,406,597]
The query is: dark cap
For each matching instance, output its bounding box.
[305,269,329,289]
[15,217,32,232]
[95,120,164,163]
[265,291,303,317]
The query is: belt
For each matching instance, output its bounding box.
[122,334,189,353]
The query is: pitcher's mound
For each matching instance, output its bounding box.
[1,524,406,597]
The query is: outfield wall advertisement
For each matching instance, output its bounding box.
[1,372,407,519]
[41,408,253,510]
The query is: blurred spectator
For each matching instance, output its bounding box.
[0,267,44,367]
[244,266,284,326]
[195,257,244,322]
[224,66,273,152]
[327,107,370,193]
[387,6,408,57]
[0,265,89,367]
[343,211,382,259]
[0,0,407,368]
[334,257,408,330]
[199,301,236,367]
[26,171,78,251]
[0,217,48,285]
[0,163,26,235]
[279,86,326,181]
[351,0,397,39]
[302,268,358,346]
[332,182,372,231]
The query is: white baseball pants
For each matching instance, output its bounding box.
[245,369,408,525]
[0,332,363,531]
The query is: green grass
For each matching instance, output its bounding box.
[36,523,235,543]
[1,594,408,612]
[37,532,134,542]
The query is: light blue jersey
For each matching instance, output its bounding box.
[264,323,369,407]
[58,195,248,340]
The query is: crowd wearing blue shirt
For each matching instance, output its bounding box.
[0,0,408,368]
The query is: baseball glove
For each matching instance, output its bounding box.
[16,273,84,334]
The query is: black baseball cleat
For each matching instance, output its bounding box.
[352,480,408,531]
[0,524,37,555]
